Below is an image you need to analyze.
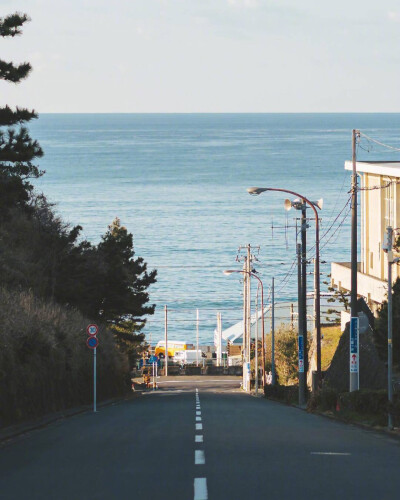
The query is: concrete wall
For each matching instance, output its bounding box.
[331,262,387,307]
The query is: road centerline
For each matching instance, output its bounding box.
[194,478,208,500]
[195,450,205,465]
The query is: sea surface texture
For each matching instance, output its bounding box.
[30,114,400,343]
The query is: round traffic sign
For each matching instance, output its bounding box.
[86,336,99,349]
[87,324,98,336]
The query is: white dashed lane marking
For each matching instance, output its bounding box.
[195,450,205,465]
[194,389,207,499]
[194,478,208,500]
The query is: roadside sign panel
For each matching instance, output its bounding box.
[149,355,158,363]
[87,324,99,336]
[298,335,304,373]
[350,317,359,373]
[86,336,99,349]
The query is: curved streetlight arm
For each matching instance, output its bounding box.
[247,187,320,218]
[247,185,322,382]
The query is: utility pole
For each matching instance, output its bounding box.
[290,303,294,330]
[216,312,222,366]
[246,245,252,386]
[242,259,248,390]
[164,305,168,376]
[386,226,395,429]
[196,308,199,367]
[237,244,259,392]
[297,243,306,405]
[271,277,276,385]
[255,287,259,395]
[350,129,360,392]
[301,204,308,381]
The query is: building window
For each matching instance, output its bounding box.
[384,179,395,229]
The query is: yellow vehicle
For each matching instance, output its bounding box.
[155,340,194,359]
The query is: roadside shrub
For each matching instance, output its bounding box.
[264,384,298,404]
[337,390,388,414]
[309,388,400,426]
[0,288,129,426]
[264,325,298,385]
[308,386,338,412]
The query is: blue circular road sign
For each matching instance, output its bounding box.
[86,336,99,349]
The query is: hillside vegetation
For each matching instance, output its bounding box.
[0,12,156,425]
[0,289,128,425]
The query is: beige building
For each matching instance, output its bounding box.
[331,161,400,313]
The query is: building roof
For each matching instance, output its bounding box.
[345,161,400,177]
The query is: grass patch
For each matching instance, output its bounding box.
[321,325,342,371]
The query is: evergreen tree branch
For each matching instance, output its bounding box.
[0,60,31,83]
[0,12,30,37]
[0,106,38,126]
[0,127,44,170]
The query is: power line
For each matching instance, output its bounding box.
[359,132,400,153]
[357,178,400,192]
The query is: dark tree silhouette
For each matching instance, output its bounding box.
[374,277,400,366]
[0,12,43,211]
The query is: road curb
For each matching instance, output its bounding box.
[0,392,139,445]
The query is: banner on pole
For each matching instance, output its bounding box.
[350,317,359,373]
[298,335,304,373]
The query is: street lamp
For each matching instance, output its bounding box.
[223,269,266,390]
[247,186,323,386]
[385,226,400,430]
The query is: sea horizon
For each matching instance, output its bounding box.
[29,113,400,343]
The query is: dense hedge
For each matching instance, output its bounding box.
[308,387,400,426]
[264,384,299,404]
[0,289,129,426]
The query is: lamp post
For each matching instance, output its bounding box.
[247,186,323,385]
[255,283,260,395]
[224,269,266,389]
[385,226,400,430]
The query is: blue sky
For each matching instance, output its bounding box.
[1,0,400,112]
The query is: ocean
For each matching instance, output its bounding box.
[29,113,400,344]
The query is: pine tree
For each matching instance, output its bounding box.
[0,12,43,211]
[98,217,157,327]
[96,218,157,366]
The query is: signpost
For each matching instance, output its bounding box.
[350,317,359,388]
[86,336,99,349]
[86,324,99,412]
[149,355,158,390]
[87,324,98,336]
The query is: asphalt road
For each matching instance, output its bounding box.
[1,377,400,500]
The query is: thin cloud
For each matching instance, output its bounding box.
[388,11,400,22]
[227,0,259,8]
